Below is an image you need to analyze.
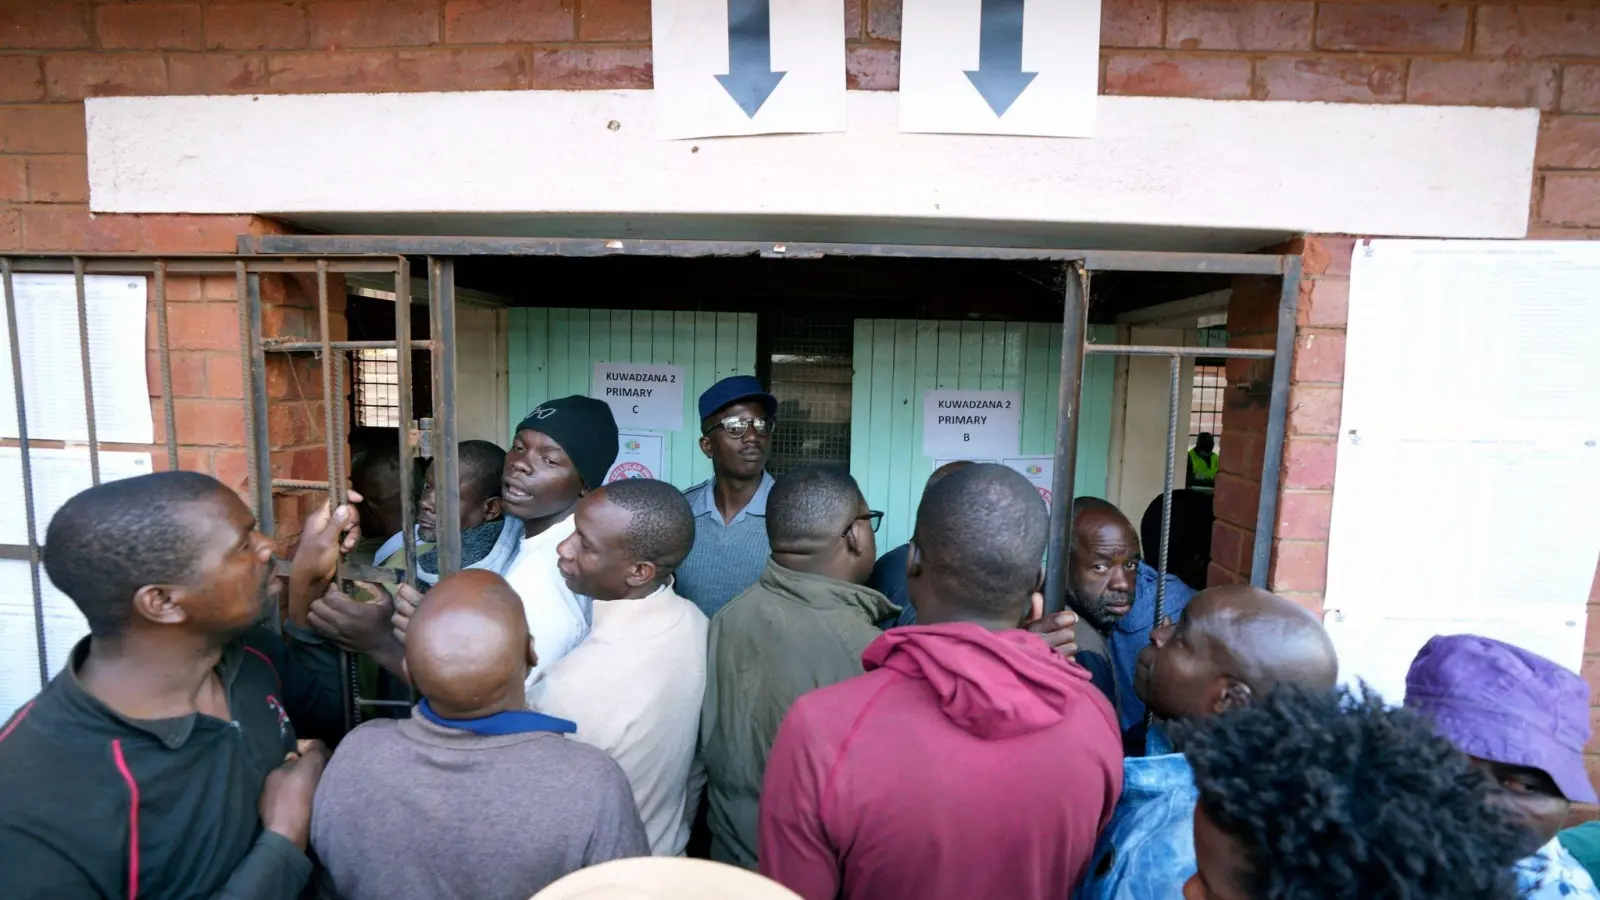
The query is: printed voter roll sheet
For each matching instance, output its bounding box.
[0,274,153,445]
[593,363,686,433]
[0,448,154,545]
[922,389,1021,458]
[0,558,90,719]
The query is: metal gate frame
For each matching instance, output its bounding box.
[2,238,1300,715]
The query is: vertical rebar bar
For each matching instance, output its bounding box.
[315,260,359,734]
[1156,354,1180,626]
[394,259,418,586]
[428,257,461,578]
[1251,256,1304,587]
[236,261,259,520]
[153,262,178,471]
[244,274,273,535]
[72,258,100,485]
[4,259,47,687]
[1044,262,1089,615]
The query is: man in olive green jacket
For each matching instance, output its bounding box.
[700,466,895,870]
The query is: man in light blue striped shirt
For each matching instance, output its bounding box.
[676,376,779,619]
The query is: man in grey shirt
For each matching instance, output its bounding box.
[311,570,646,900]
[676,375,779,619]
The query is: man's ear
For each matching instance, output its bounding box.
[626,560,658,590]
[527,636,539,669]
[484,496,503,522]
[698,435,713,460]
[843,522,864,558]
[1214,679,1253,714]
[132,584,188,626]
[906,541,924,580]
[1027,592,1043,623]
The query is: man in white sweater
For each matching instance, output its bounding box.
[530,477,709,856]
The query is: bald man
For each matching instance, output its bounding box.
[310,570,647,900]
[1075,585,1338,900]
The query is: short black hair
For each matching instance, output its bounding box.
[914,464,1047,616]
[766,465,862,549]
[1139,489,1213,571]
[1176,685,1528,899]
[458,440,506,504]
[600,478,695,575]
[43,471,232,638]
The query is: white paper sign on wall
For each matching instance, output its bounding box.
[922,389,1021,458]
[606,432,667,484]
[651,0,846,139]
[1003,455,1055,509]
[593,363,686,432]
[899,0,1101,137]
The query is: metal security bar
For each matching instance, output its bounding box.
[0,254,461,725]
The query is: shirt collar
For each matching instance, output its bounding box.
[691,471,775,522]
[416,698,577,736]
[56,636,245,750]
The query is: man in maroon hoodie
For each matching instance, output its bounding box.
[757,464,1123,900]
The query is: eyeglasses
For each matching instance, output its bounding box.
[845,510,884,536]
[706,416,773,438]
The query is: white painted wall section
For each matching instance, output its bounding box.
[86,91,1537,239]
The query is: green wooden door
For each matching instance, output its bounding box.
[507,309,757,488]
[850,321,1116,553]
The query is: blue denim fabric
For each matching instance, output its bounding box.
[1518,838,1600,899]
[867,543,914,629]
[1076,751,1198,900]
[1109,563,1195,731]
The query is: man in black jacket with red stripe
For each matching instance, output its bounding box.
[0,471,353,899]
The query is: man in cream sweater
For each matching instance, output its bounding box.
[531,477,708,856]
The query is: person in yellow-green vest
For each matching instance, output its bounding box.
[1186,433,1218,489]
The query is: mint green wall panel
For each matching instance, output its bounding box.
[507,308,757,489]
[853,321,1115,553]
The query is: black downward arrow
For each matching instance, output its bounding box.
[716,0,786,117]
[964,0,1036,116]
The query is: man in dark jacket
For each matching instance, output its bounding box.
[0,471,347,899]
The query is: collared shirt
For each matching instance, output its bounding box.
[676,472,777,619]
[1076,749,1198,900]
[1517,837,1600,899]
[1107,562,1195,731]
[0,631,325,900]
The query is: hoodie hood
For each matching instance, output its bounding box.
[862,622,1097,740]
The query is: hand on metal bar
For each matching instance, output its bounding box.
[1023,604,1080,659]
[389,583,424,646]
[284,490,363,631]
[309,582,407,681]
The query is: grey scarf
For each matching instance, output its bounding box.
[415,516,524,587]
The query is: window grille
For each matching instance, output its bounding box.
[1189,363,1226,447]
[352,347,401,428]
[766,314,853,475]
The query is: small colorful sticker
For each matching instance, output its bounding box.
[607,461,653,483]
[625,439,641,451]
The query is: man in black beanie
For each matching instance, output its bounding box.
[394,395,619,691]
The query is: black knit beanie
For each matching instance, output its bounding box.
[513,396,620,490]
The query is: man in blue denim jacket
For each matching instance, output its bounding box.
[1076,586,1338,900]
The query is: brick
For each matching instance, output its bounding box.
[141,214,260,253]
[1270,540,1327,592]
[1213,471,1261,529]
[530,46,651,89]
[1476,5,1600,59]
[1207,561,1243,587]
[309,0,440,49]
[263,304,312,339]
[867,0,900,41]
[1298,276,1349,327]
[1255,57,1405,103]
[1278,591,1324,617]
[1282,437,1337,490]
[845,0,863,41]
[1592,562,1600,603]
[150,447,211,474]
[176,398,249,446]
[21,206,141,252]
[1287,384,1342,436]
[0,3,91,50]
[1277,490,1333,541]
[1291,328,1345,384]
[1585,656,1600,707]
[1567,66,1600,115]
[578,0,649,41]
[204,276,243,301]
[1542,174,1600,228]
[1315,2,1466,52]
[166,303,242,352]
[0,209,18,251]
[213,448,250,493]
[1526,226,1600,240]
[0,105,87,154]
[1538,117,1600,170]
[96,3,203,50]
[1166,1,1312,52]
[44,53,169,100]
[1408,59,1558,110]
[26,155,88,204]
[206,354,245,400]
[846,45,898,90]
[1103,53,1252,99]
[444,0,574,43]
[267,50,400,92]
[1587,605,1600,656]
[1218,429,1257,477]
[167,52,270,94]
[148,350,209,398]
[0,158,23,202]
[205,1,308,50]
[1102,0,1162,49]
[268,401,326,446]
[1303,235,1356,277]
[395,47,529,91]
[0,55,45,101]
[1210,521,1248,574]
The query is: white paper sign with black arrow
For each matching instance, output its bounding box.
[652,0,846,140]
[899,0,1101,138]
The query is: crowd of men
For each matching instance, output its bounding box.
[0,373,1596,900]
